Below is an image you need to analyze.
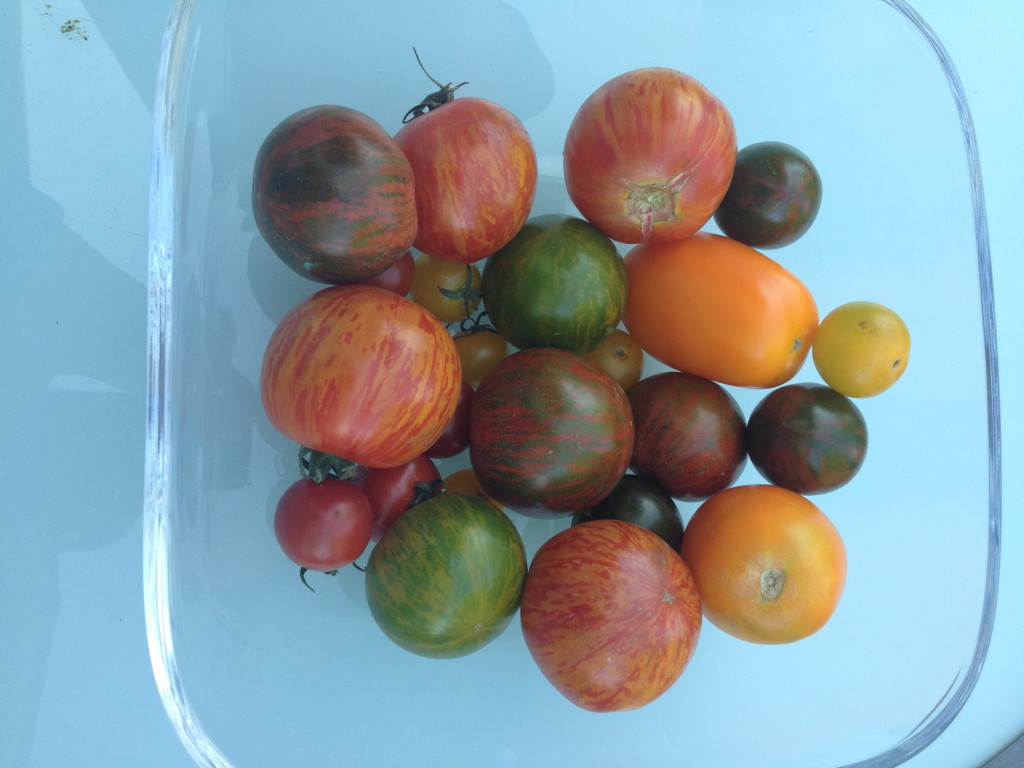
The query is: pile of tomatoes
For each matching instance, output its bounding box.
[252,61,911,713]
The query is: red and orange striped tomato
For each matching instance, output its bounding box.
[521,519,702,712]
[563,67,736,244]
[260,284,462,469]
[395,96,538,264]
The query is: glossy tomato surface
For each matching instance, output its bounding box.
[581,328,645,391]
[359,250,415,295]
[365,493,527,659]
[572,474,684,551]
[563,67,736,244]
[252,105,416,283]
[260,285,462,468]
[469,348,634,517]
[426,379,474,459]
[481,215,626,354]
[273,477,374,572]
[628,371,747,501]
[622,233,818,388]
[395,96,537,263]
[453,327,510,389]
[362,454,442,542]
[521,519,702,712]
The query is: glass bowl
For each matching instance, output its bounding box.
[145,1,1001,766]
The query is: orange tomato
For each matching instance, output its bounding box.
[622,233,818,388]
[442,468,504,512]
[680,484,846,644]
[582,328,645,391]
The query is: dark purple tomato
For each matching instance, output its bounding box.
[572,474,684,551]
[746,382,867,494]
[469,348,634,518]
[252,105,417,284]
[713,141,822,249]
[628,371,746,501]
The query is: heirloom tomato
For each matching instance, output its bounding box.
[481,215,626,354]
[812,301,911,398]
[582,328,645,391]
[426,379,474,459]
[521,519,702,712]
[628,371,747,501]
[572,474,684,552]
[273,477,373,573]
[470,348,634,517]
[361,454,442,542]
[395,96,538,263]
[252,105,416,283]
[409,252,482,322]
[622,233,818,388]
[563,67,736,244]
[453,326,510,388]
[260,285,462,469]
[746,383,867,495]
[680,484,847,644]
[365,492,527,659]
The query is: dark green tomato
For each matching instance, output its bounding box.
[469,347,634,518]
[481,214,626,354]
[746,383,867,494]
[572,474,684,552]
[713,141,822,249]
[365,493,526,659]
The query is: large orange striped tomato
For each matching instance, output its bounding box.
[563,67,736,244]
[622,233,818,388]
[680,484,847,644]
[260,284,462,468]
[395,96,537,264]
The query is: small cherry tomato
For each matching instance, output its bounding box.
[812,301,911,398]
[582,328,645,391]
[442,468,504,512]
[453,327,510,388]
[410,253,483,322]
[362,454,442,542]
[273,477,374,572]
[359,250,415,295]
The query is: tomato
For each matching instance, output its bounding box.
[394,96,538,263]
[426,379,474,459]
[812,301,911,398]
[260,284,462,468]
[563,67,736,244]
[680,484,847,644]
[273,477,373,573]
[362,454,442,542]
[480,215,626,354]
[713,141,822,249]
[365,493,527,658]
[571,474,684,551]
[622,233,818,388]
[359,250,415,295]
[442,467,504,511]
[582,328,645,391]
[453,326,509,388]
[252,105,416,283]
[520,519,702,712]
[409,252,482,322]
[470,348,634,517]
[746,383,867,494]
[628,371,746,501]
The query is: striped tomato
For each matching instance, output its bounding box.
[521,519,702,712]
[469,348,634,518]
[260,284,462,469]
[395,96,538,264]
[252,105,416,284]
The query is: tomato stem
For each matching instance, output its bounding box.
[402,47,469,123]
[298,446,362,483]
[437,264,483,319]
[759,568,786,602]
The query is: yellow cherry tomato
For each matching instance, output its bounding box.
[812,301,910,398]
[582,328,645,391]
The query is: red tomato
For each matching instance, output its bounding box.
[563,67,736,244]
[260,284,462,468]
[394,96,538,263]
[273,477,374,572]
[521,519,702,712]
[362,454,442,542]
[426,379,474,459]
[359,250,415,295]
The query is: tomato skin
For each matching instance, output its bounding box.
[359,250,415,295]
[520,519,702,712]
[628,371,747,501]
[409,253,482,322]
[260,284,462,469]
[273,477,374,571]
[622,233,818,388]
[582,328,645,391]
[453,327,509,388]
[812,301,911,398]
[426,379,474,459]
[362,454,442,542]
[365,493,527,659]
[572,474,684,551]
[394,96,538,264]
[252,105,416,283]
[442,467,504,511]
[469,348,634,517]
[563,67,736,244]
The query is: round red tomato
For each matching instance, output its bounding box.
[273,477,374,573]
[362,454,442,542]
[260,284,462,468]
[252,105,416,283]
[426,379,474,459]
[394,96,538,263]
[563,67,736,244]
[521,519,702,712]
[359,250,415,295]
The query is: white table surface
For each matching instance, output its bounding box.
[2,1,1021,766]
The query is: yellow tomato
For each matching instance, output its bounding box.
[582,328,645,391]
[812,301,910,398]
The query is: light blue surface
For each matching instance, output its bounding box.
[1,2,1021,766]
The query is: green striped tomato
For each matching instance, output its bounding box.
[365,493,527,659]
